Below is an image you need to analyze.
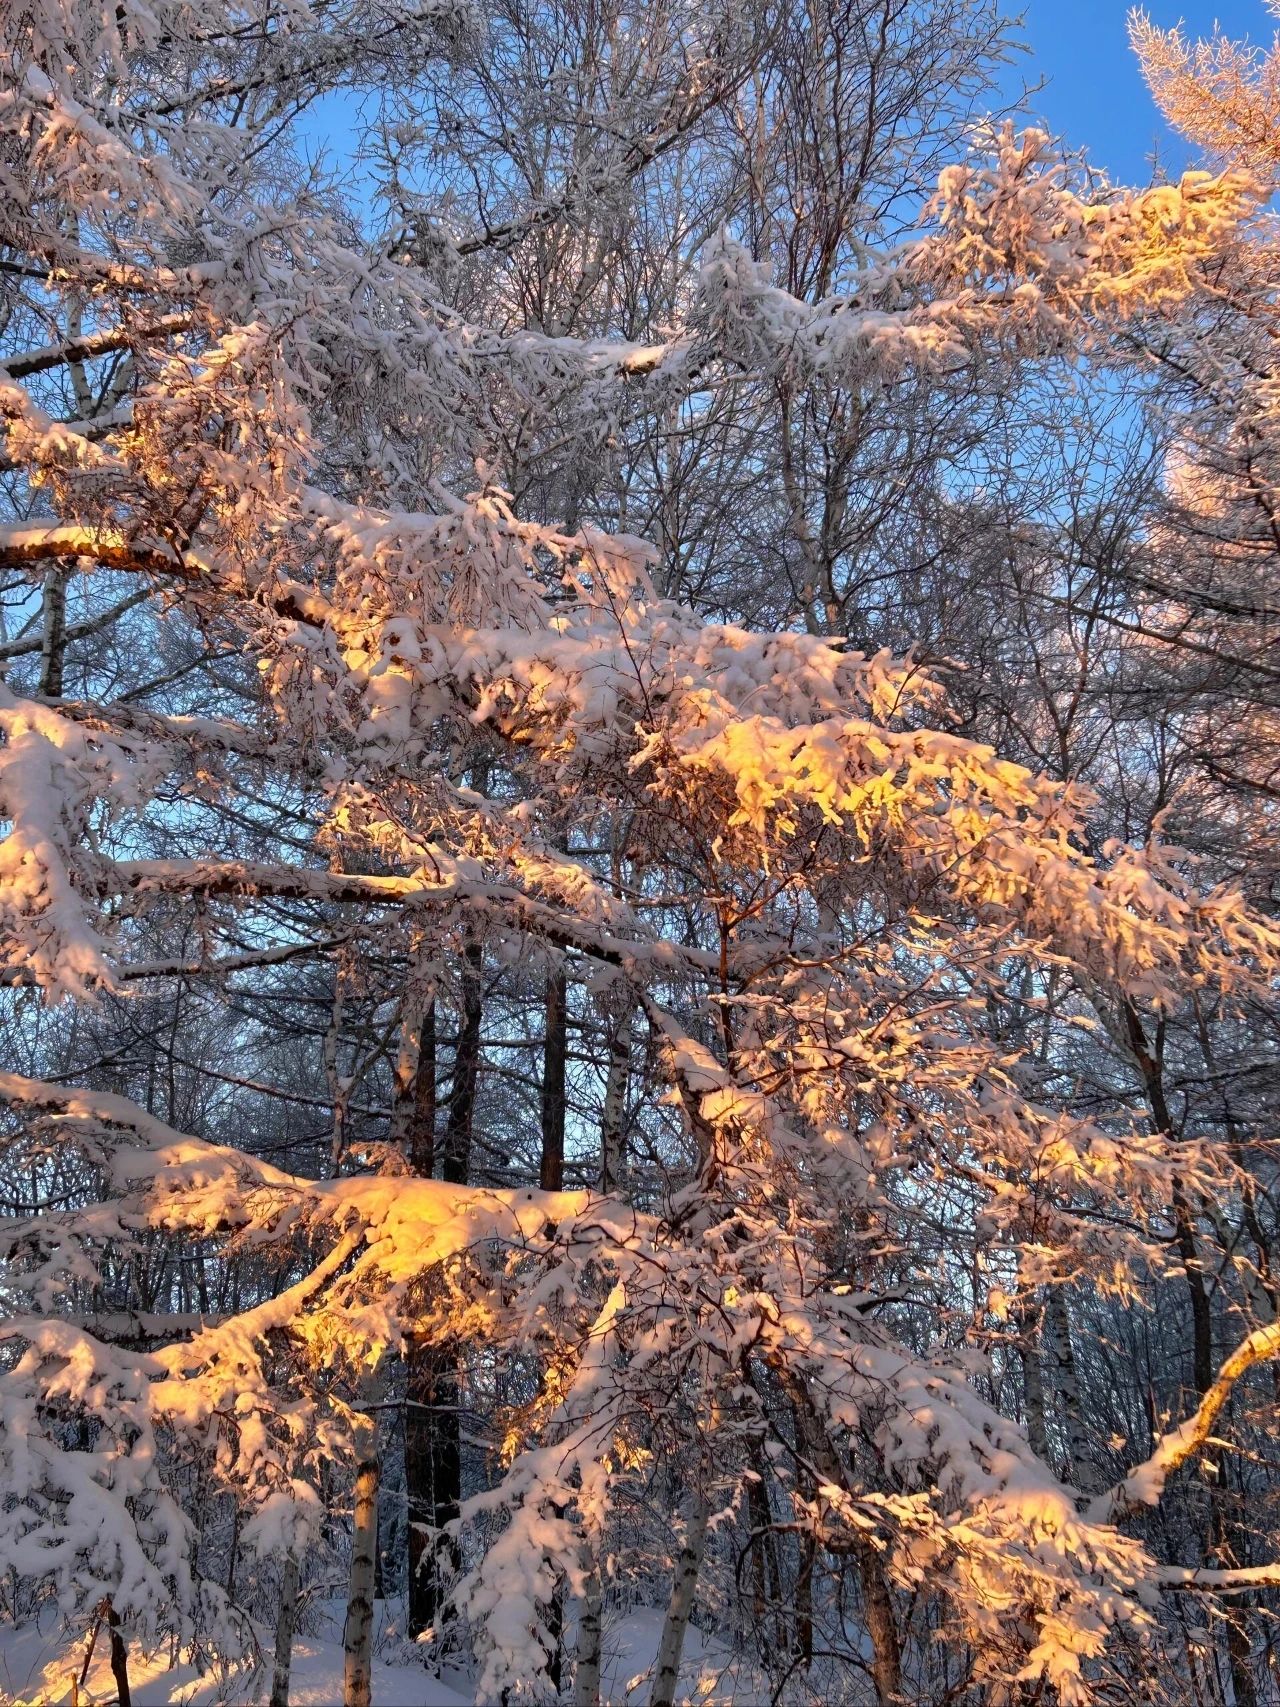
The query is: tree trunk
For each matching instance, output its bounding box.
[795,1529,815,1671]
[538,954,568,1695]
[105,1599,131,1707]
[854,1541,902,1706]
[392,984,436,1178]
[649,1487,710,1707]
[745,1451,782,1669]
[572,1555,604,1707]
[540,961,567,1190]
[405,952,470,1642]
[1125,1003,1213,1395]
[600,1001,631,1193]
[440,941,481,1185]
[38,568,67,698]
[270,1551,301,1707]
[1046,1287,1101,1494]
[406,1342,462,1639]
[782,1376,902,1700]
[1017,1295,1051,1466]
[1125,1001,1256,1703]
[343,1427,380,1707]
[225,1496,240,1604]
[545,1538,564,1697]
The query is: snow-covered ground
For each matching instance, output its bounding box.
[0,1618,466,1706]
[0,1603,763,1705]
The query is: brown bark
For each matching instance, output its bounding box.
[440,941,481,1186]
[104,1599,131,1707]
[1124,1002,1213,1395]
[782,1378,902,1703]
[405,957,470,1639]
[854,1541,902,1706]
[406,1343,462,1640]
[539,961,567,1190]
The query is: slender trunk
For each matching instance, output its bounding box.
[1046,1288,1101,1494]
[405,959,470,1641]
[540,961,567,1191]
[270,1552,301,1707]
[411,1000,436,1177]
[392,982,436,1178]
[600,1001,631,1193]
[1223,1605,1258,1707]
[545,1540,564,1697]
[38,568,67,698]
[406,1342,462,1639]
[325,961,348,1179]
[649,1488,710,1707]
[104,1599,131,1707]
[1127,1002,1256,1703]
[782,1377,901,1699]
[404,978,458,1664]
[795,1530,815,1670]
[572,1555,604,1707]
[343,1428,380,1707]
[77,1605,103,1700]
[225,1497,240,1604]
[854,1541,902,1706]
[1125,1003,1213,1394]
[1017,1295,1051,1466]
[745,1453,782,1668]
[538,991,568,1692]
[440,941,481,1186]
[600,816,632,1195]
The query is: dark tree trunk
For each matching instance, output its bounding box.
[405,956,475,1640]
[440,941,481,1186]
[539,961,567,1191]
[105,1599,131,1707]
[393,988,437,1178]
[544,1537,564,1697]
[410,1000,436,1177]
[600,1000,631,1193]
[854,1542,902,1706]
[1125,1000,1258,1704]
[1125,1002,1213,1394]
[406,1342,463,1640]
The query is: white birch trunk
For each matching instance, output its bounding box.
[572,1553,604,1707]
[1016,1296,1050,1465]
[343,1423,380,1707]
[1046,1287,1102,1494]
[269,1551,301,1707]
[649,1489,710,1707]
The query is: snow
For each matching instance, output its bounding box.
[0,1605,764,1706]
[595,1608,760,1704]
[0,1612,469,1707]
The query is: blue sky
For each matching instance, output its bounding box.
[1019,0,1264,180]
[298,1,1268,211]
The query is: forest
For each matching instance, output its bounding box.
[1,0,1279,1701]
